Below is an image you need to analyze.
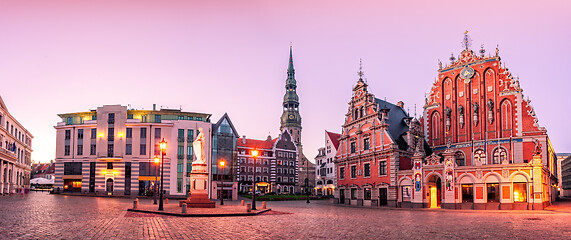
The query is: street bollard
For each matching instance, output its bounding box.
[246,203,251,212]
[241,200,244,206]
[133,200,138,209]
[182,203,187,213]
[166,198,169,204]
[262,201,266,209]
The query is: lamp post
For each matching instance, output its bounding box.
[153,156,159,205]
[219,160,226,205]
[158,138,167,211]
[251,149,259,210]
[305,159,310,204]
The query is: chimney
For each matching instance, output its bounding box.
[242,135,246,144]
[397,101,404,108]
[153,104,156,110]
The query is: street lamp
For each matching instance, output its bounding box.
[153,156,160,205]
[305,159,310,204]
[251,149,259,210]
[219,160,226,206]
[158,138,167,211]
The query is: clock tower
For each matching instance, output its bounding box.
[280,46,302,145]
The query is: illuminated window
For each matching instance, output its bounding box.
[364,188,371,200]
[462,184,473,202]
[487,183,499,202]
[474,149,486,165]
[493,148,508,164]
[513,183,527,202]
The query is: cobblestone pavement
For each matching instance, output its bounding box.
[1,192,570,239]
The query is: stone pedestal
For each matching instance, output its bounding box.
[179,162,215,208]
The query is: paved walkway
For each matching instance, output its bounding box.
[1,192,570,239]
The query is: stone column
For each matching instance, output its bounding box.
[531,154,543,209]
[442,149,456,209]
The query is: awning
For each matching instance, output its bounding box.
[30,178,54,185]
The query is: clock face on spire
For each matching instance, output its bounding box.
[288,114,295,120]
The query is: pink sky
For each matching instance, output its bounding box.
[1,0,570,163]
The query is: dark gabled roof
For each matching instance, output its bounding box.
[212,113,239,137]
[374,98,410,150]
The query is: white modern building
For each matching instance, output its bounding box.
[53,104,212,198]
[314,130,340,196]
[0,95,33,194]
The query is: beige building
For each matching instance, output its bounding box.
[54,104,212,198]
[0,95,33,194]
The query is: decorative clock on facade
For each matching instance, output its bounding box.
[288,114,295,120]
[460,66,475,82]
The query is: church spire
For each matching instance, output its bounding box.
[287,43,295,78]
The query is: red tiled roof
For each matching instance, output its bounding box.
[236,137,277,150]
[325,130,341,150]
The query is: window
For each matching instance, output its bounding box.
[350,142,356,153]
[178,116,184,120]
[63,162,82,175]
[462,184,474,202]
[140,128,147,138]
[138,162,159,176]
[140,144,146,155]
[65,130,71,140]
[107,162,113,169]
[64,145,70,156]
[91,128,96,139]
[493,148,508,164]
[513,183,527,202]
[107,144,114,157]
[474,149,486,165]
[155,128,161,139]
[364,188,371,200]
[364,163,370,177]
[108,113,115,124]
[66,117,73,125]
[127,114,133,119]
[256,167,261,173]
[178,129,184,142]
[379,161,387,175]
[487,183,499,203]
[155,115,161,123]
[108,127,114,141]
[90,144,96,155]
[187,129,194,142]
[455,151,466,166]
[126,128,132,138]
[126,144,132,155]
[363,138,370,150]
[339,167,345,180]
[196,117,202,121]
[350,165,357,178]
[351,188,357,199]
[77,129,83,139]
[77,144,83,156]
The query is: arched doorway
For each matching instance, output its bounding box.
[106,178,114,195]
[427,175,441,208]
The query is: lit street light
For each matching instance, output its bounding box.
[251,149,259,210]
[153,156,159,205]
[219,160,226,206]
[158,138,167,211]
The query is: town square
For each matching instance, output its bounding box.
[1,0,571,239]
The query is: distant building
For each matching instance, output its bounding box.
[210,113,240,200]
[32,161,55,180]
[0,95,33,194]
[53,104,212,197]
[560,154,571,197]
[236,131,298,194]
[315,130,340,196]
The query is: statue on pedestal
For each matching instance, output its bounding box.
[193,128,206,164]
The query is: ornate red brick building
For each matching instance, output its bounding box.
[335,35,558,210]
[395,34,557,210]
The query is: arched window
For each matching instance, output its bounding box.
[360,106,365,118]
[455,151,466,166]
[474,149,486,165]
[500,100,513,138]
[354,109,359,120]
[493,147,508,164]
[431,111,441,145]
